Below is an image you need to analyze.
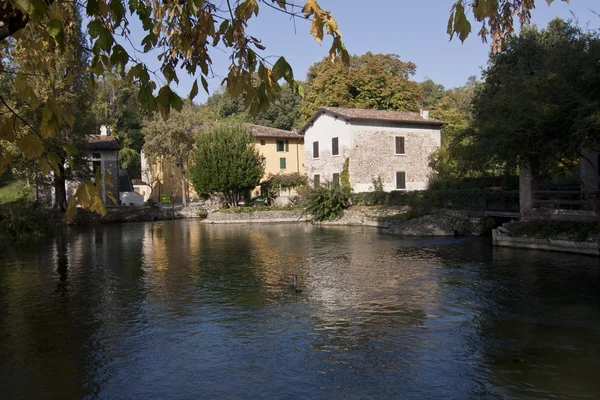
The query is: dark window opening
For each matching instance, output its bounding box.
[332,173,340,186]
[277,140,285,152]
[332,137,339,156]
[396,171,406,189]
[314,174,320,186]
[313,141,319,158]
[395,136,405,155]
[260,140,265,146]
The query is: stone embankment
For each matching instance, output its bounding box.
[320,207,491,236]
[203,210,309,224]
[493,223,600,256]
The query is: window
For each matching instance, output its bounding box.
[313,141,319,158]
[280,157,287,170]
[332,173,340,186]
[313,174,320,186]
[395,136,405,155]
[92,152,101,159]
[260,140,265,146]
[396,171,406,189]
[92,160,101,176]
[276,140,289,152]
[332,137,339,156]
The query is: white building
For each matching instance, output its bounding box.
[300,107,443,192]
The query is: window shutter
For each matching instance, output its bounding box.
[395,137,405,154]
[280,157,286,169]
[332,137,339,156]
[285,140,289,152]
[396,171,406,189]
[313,141,319,158]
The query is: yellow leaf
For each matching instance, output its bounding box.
[40,100,60,138]
[39,156,51,174]
[63,108,75,127]
[17,134,45,159]
[0,117,15,141]
[63,143,78,155]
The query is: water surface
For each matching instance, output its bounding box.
[0,221,599,399]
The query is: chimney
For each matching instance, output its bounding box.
[100,125,111,136]
[420,109,430,120]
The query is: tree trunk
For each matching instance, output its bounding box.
[519,156,539,220]
[180,166,187,207]
[53,164,67,211]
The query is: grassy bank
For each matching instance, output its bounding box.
[510,221,600,241]
[0,179,30,205]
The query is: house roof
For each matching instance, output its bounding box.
[299,107,444,134]
[86,134,121,150]
[248,124,302,139]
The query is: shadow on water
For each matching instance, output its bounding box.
[0,221,599,398]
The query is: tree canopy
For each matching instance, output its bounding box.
[189,123,264,207]
[301,52,423,121]
[464,19,600,175]
[142,102,209,206]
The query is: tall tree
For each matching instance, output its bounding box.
[465,19,600,215]
[420,79,446,110]
[190,124,265,207]
[301,53,423,121]
[2,3,92,210]
[142,102,206,207]
[206,83,303,130]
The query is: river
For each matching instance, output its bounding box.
[0,221,599,399]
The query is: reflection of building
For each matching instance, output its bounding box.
[301,107,443,191]
[83,126,121,203]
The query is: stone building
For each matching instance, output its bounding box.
[300,107,443,192]
[83,126,121,204]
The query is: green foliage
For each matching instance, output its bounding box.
[340,157,351,192]
[511,221,600,241]
[304,183,351,221]
[464,19,600,175]
[0,179,32,204]
[190,123,265,207]
[428,176,519,191]
[263,172,308,202]
[207,84,304,131]
[0,200,50,239]
[371,175,384,192]
[420,79,446,109]
[119,147,141,180]
[301,52,423,121]
[352,189,520,211]
[143,101,207,206]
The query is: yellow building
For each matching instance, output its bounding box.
[142,124,305,203]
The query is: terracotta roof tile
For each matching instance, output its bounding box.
[247,124,302,139]
[86,135,121,150]
[299,107,444,134]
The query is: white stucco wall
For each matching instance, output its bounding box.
[303,113,441,192]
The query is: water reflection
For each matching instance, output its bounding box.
[0,222,599,398]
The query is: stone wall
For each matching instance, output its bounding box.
[351,124,440,192]
[205,210,309,224]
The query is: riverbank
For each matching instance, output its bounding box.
[493,221,600,256]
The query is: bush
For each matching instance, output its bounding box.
[511,221,600,241]
[351,189,520,211]
[304,184,351,221]
[0,201,50,240]
[428,176,519,191]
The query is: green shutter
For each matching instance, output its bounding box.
[280,157,286,169]
[276,140,280,152]
[285,140,289,152]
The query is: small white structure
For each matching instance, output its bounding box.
[300,107,443,192]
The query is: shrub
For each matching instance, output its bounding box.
[304,184,351,221]
[0,201,50,240]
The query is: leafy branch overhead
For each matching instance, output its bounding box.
[448,0,571,52]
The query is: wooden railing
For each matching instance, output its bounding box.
[534,190,600,211]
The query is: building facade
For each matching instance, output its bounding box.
[300,107,443,192]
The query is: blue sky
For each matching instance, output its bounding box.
[120,1,599,103]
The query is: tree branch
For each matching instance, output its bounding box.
[0,95,39,136]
